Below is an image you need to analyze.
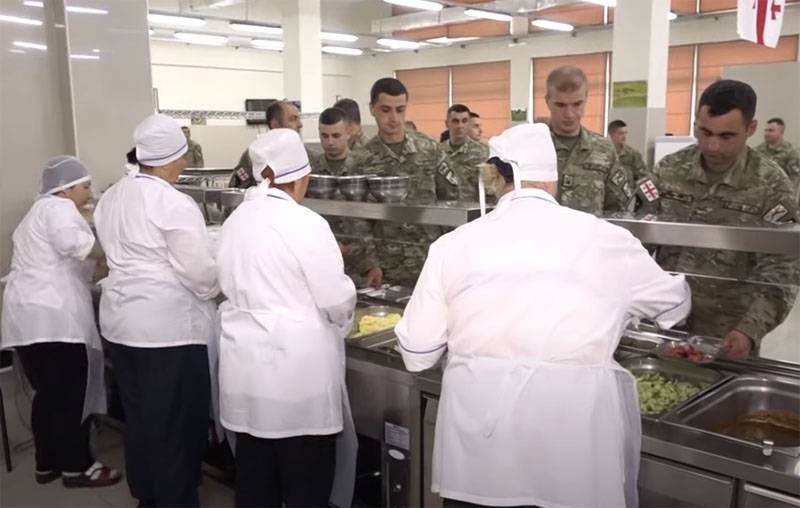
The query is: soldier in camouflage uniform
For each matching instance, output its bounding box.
[755,117,800,200]
[545,66,633,215]
[181,126,204,168]
[654,80,798,360]
[311,108,382,288]
[439,104,490,202]
[333,98,369,154]
[608,119,650,183]
[360,78,449,288]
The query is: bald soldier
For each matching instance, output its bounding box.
[755,117,800,200]
[228,100,304,189]
[310,107,382,288]
[654,80,798,360]
[439,104,489,202]
[359,77,450,287]
[608,119,649,183]
[546,66,632,214]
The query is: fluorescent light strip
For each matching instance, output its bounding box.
[148,12,206,28]
[426,36,478,44]
[251,39,284,51]
[383,0,442,12]
[208,0,237,7]
[229,21,282,35]
[464,8,512,22]
[321,31,359,42]
[9,49,26,54]
[376,38,420,50]
[174,32,229,45]
[71,53,100,60]
[13,40,47,50]
[0,13,42,25]
[322,46,363,56]
[373,48,392,53]
[23,1,44,6]
[531,19,574,31]
[25,1,107,14]
[668,11,678,20]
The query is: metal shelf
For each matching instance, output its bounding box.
[302,199,484,227]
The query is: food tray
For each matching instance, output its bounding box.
[347,305,403,341]
[620,356,730,418]
[656,335,722,364]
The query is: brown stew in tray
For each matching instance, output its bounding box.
[712,410,800,447]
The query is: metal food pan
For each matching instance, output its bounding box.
[347,305,403,341]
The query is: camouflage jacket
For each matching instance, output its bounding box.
[228,146,318,189]
[350,132,369,153]
[310,152,377,282]
[359,131,449,287]
[552,128,633,215]
[654,145,799,346]
[185,140,204,168]
[617,143,650,183]
[439,138,489,202]
[755,140,800,198]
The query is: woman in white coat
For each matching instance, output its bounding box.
[94,114,219,508]
[396,123,692,508]
[216,129,357,508]
[1,156,120,487]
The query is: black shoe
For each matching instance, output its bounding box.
[62,462,122,488]
[35,470,61,484]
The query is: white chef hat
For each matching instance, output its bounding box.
[40,155,91,195]
[133,113,187,167]
[489,123,557,187]
[249,128,310,185]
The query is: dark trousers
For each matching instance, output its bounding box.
[235,432,337,508]
[108,343,210,508]
[443,499,539,508]
[16,342,94,474]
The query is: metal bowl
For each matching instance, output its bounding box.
[337,174,375,201]
[307,174,339,199]
[367,175,410,203]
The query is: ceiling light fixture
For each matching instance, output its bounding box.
[321,31,359,42]
[464,8,512,22]
[174,32,229,46]
[13,40,47,50]
[22,1,44,6]
[9,48,26,54]
[383,0,442,12]
[373,48,392,53]
[208,0,237,7]
[251,39,284,51]
[229,21,282,35]
[148,12,206,28]
[668,11,678,20]
[25,1,108,14]
[531,19,574,31]
[322,46,363,56]
[70,53,100,60]
[426,36,478,44]
[0,13,42,25]
[376,38,421,50]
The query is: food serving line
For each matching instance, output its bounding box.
[178,175,800,508]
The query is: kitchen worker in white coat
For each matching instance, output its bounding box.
[95,114,219,508]
[1,156,121,488]
[216,128,357,508]
[396,123,692,508]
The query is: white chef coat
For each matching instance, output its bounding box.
[94,171,219,348]
[1,195,107,419]
[216,184,356,438]
[396,188,691,508]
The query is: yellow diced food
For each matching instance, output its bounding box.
[354,313,402,337]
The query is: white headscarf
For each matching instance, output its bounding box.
[133,113,188,167]
[40,155,91,195]
[249,128,310,185]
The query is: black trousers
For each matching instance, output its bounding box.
[235,432,337,508]
[108,343,210,508]
[16,342,94,474]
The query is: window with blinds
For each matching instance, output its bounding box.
[666,45,695,135]
[532,52,608,134]
[452,61,511,140]
[395,67,450,138]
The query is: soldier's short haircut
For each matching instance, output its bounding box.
[698,79,757,124]
[608,120,627,133]
[767,117,785,127]
[319,107,347,126]
[333,98,361,125]
[546,65,588,97]
[469,112,480,119]
[447,104,471,116]
[266,101,288,127]
[370,78,408,105]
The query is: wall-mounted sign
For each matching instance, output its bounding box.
[613,81,648,108]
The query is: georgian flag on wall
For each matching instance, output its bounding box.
[738,0,785,48]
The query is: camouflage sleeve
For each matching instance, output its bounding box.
[633,150,650,181]
[416,145,444,204]
[196,145,204,168]
[435,157,458,202]
[228,150,254,188]
[603,148,634,212]
[736,175,799,345]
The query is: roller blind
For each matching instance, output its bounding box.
[532,52,608,134]
[666,45,695,135]
[451,61,511,140]
[395,67,450,139]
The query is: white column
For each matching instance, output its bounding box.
[610,0,670,164]
[281,0,323,115]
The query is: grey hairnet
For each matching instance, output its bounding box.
[40,156,91,195]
